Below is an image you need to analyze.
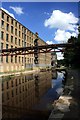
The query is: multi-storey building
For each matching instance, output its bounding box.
[0,9,51,72]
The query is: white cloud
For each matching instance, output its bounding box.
[1,7,15,18]
[57,52,64,60]
[44,12,50,16]
[44,10,78,31]
[46,40,54,44]
[10,6,24,15]
[54,29,78,43]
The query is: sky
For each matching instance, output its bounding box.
[1,2,79,59]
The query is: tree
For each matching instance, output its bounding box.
[63,25,80,68]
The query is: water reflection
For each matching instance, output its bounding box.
[51,70,57,79]
[1,70,66,119]
[2,71,52,119]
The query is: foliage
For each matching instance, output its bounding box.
[63,25,80,68]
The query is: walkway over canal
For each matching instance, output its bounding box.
[1,43,75,56]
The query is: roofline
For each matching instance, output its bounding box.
[0,8,47,44]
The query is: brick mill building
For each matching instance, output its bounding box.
[0,9,51,72]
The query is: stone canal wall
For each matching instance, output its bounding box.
[48,69,80,120]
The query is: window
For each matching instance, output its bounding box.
[22,41,24,47]
[30,37,31,42]
[1,56,3,63]
[30,58,31,63]
[19,25,20,29]
[15,29,17,36]
[24,34,26,40]
[6,44,8,49]
[19,39,20,46]
[11,36,13,43]
[7,92,9,100]
[23,86,24,91]
[1,31,4,40]
[11,55,13,63]
[12,90,14,97]
[6,24,9,31]
[7,16,9,22]
[19,31,20,37]
[2,93,4,102]
[16,88,18,95]
[19,79,21,84]
[11,80,13,87]
[19,56,20,63]
[22,33,24,39]
[22,27,23,31]
[15,79,18,86]
[15,37,17,44]
[11,26,13,33]
[24,42,26,47]
[22,78,24,83]
[6,45,8,62]
[1,43,3,49]
[11,45,13,48]
[2,83,4,91]
[6,56,8,63]
[25,85,27,91]
[11,18,13,24]
[31,39,33,43]
[7,81,9,89]
[25,76,27,82]
[22,57,24,63]
[19,86,21,93]
[15,56,17,63]
[15,21,17,27]
[28,58,29,63]
[24,29,26,34]
[1,20,4,28]
[6,34,9,41]
[2,12,4,19]
[25,58,26,63]
[1,43,3,61]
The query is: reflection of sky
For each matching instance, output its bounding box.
[52,72,64,88]
[42,72,64,102]
[57,72,64,79]
[33,72,64,110]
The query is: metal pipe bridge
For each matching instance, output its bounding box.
[0,43,74,56]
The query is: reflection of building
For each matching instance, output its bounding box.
[0,9,51,72]
[2,72,52,118]
[34,72,52,99]
[51,52,57,67]
[51,70,57,79]
[2,74,35,109]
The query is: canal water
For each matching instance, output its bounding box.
[1,70,65,120]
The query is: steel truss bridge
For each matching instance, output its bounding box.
[0,43,75,56]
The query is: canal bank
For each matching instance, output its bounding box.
[48,69,80,120]
[0,69,40,77]
[0,67,51,77]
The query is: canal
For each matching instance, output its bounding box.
[1,70,65,120]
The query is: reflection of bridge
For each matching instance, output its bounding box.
[0,43,74,56]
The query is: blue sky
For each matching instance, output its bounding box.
[1,2,79,59]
